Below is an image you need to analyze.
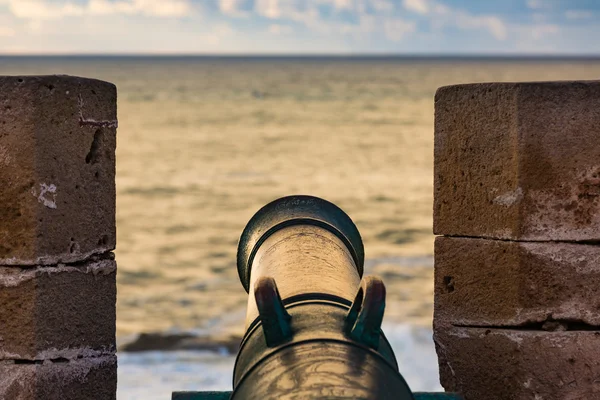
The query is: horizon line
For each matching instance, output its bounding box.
[1,53,600,59]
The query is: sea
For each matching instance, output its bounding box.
[1,55,600,399]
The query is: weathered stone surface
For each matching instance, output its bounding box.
[434,326,600,400]
[0,75,117,265]
[434,81,600,241]
[0,354,116,400]
[434,237,600,327]
[0,257,116,359]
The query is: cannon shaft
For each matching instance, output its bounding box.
[244,224,361,329]
[233,195,414,400]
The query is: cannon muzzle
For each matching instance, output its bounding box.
[232,195,414,399]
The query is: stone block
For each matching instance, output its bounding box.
[434,326,600,400]
[0,75,117,265]
[0,257,116,359]
[0,354,116,400]
[434,81,600,240]
[434,237,600,327]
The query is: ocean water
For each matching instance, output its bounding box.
[1,56,600,398]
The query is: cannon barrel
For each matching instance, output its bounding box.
[232,195,414,400]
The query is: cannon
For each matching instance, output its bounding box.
[173,195,461,400]
[233,195,413,399]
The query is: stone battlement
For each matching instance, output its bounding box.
[433,81,600,400]
[0,75,117,400]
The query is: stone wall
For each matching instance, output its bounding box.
[0,76,117,400]
[433,81,600,400]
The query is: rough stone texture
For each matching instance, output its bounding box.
[0,354,116,400]
[0,257,116,359]
[0,75,117,265]
[434,326,600,400]
[434,81,600,241]
[434,237,600,328]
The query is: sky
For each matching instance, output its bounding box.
[0,0,599,55]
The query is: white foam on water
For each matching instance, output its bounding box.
[383,323,443,392]
[117,323,442,399]
[118,351,235,400]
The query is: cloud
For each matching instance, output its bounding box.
[259,2,322,29]
[254,0,280,19]
[4,0,192,20]
[219,0,251,16]
[526,0,549,10]
[1,0,595,55]
[332,0,353,10]
[403,0,508,41]
[370,0,394,11]
[268,24,293,35]
[528,23,559,39]
[219,0,239,14]
[310,0,352,12]
[9,1,84,20]
[402,0,428,15]
[509,21,561,53]
[243,0,507,44]
[88,0,136,15]
[454,13,507,40]
[134,0,191,17]
[383,18,416,41]
[565,10,593,20]
[531,12,547,23]
[0,26,15,37]
[91,0,192,17]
